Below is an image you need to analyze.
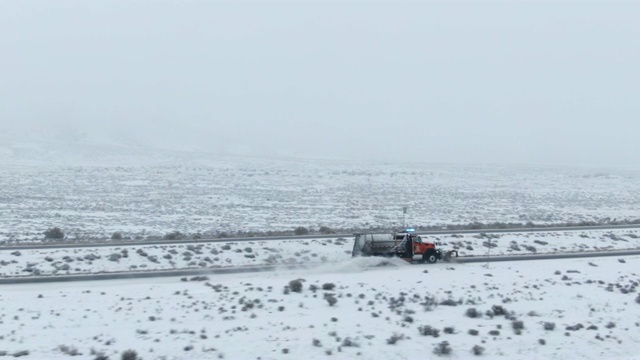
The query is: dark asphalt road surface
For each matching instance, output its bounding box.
[2,224,639,251]
[2,249,639,285]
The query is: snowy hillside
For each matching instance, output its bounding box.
[0,129,209,167]
[0,132,639,242]
[1,156,640,242]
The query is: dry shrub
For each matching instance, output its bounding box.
[433,341,452,356]
[288,279,303,293]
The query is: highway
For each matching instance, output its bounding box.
[2,224,640,251]
[0,264,286,285]
[456,249,640,263]
[1,249,639,285]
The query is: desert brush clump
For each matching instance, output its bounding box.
[466,307,481,318]
[386,333,405,345]
[512,320,525,334]
[565,323,584,331]
[107,253,122,262]
[163,231,184,240]
[288,279,304,293]
[294,226,309,235]
[341,338,359,347]
[491,305,508,316]
[605,322,616,329]
[322,283,336,290]
[324,293,338,306]
[433,341,452,356]
[58,345,81,356]
[439,298,460,306]
[471,345,485,356]
[121,349,139,360]
[44,227,65,240]
[418,325,440,337]
[318,226,334,234]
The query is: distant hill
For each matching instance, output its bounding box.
[0,128,338,168]
[0,128,214,167]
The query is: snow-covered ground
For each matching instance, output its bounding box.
[1,152,639,242]
[1,146,639,359]
[1,254,638,359]
[2,229,639,278]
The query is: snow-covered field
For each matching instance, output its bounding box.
[1,254,638,359]
[2,229,639,278]
[1,154,640,242]
[1,149,640,359]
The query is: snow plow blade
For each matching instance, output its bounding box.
[443,250,459,262]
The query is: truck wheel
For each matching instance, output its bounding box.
[423,251,438,264]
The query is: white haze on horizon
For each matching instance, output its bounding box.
[1,1,638,167]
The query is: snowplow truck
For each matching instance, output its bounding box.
[352,232,457,263]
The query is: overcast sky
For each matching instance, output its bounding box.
[1,1,638,165]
